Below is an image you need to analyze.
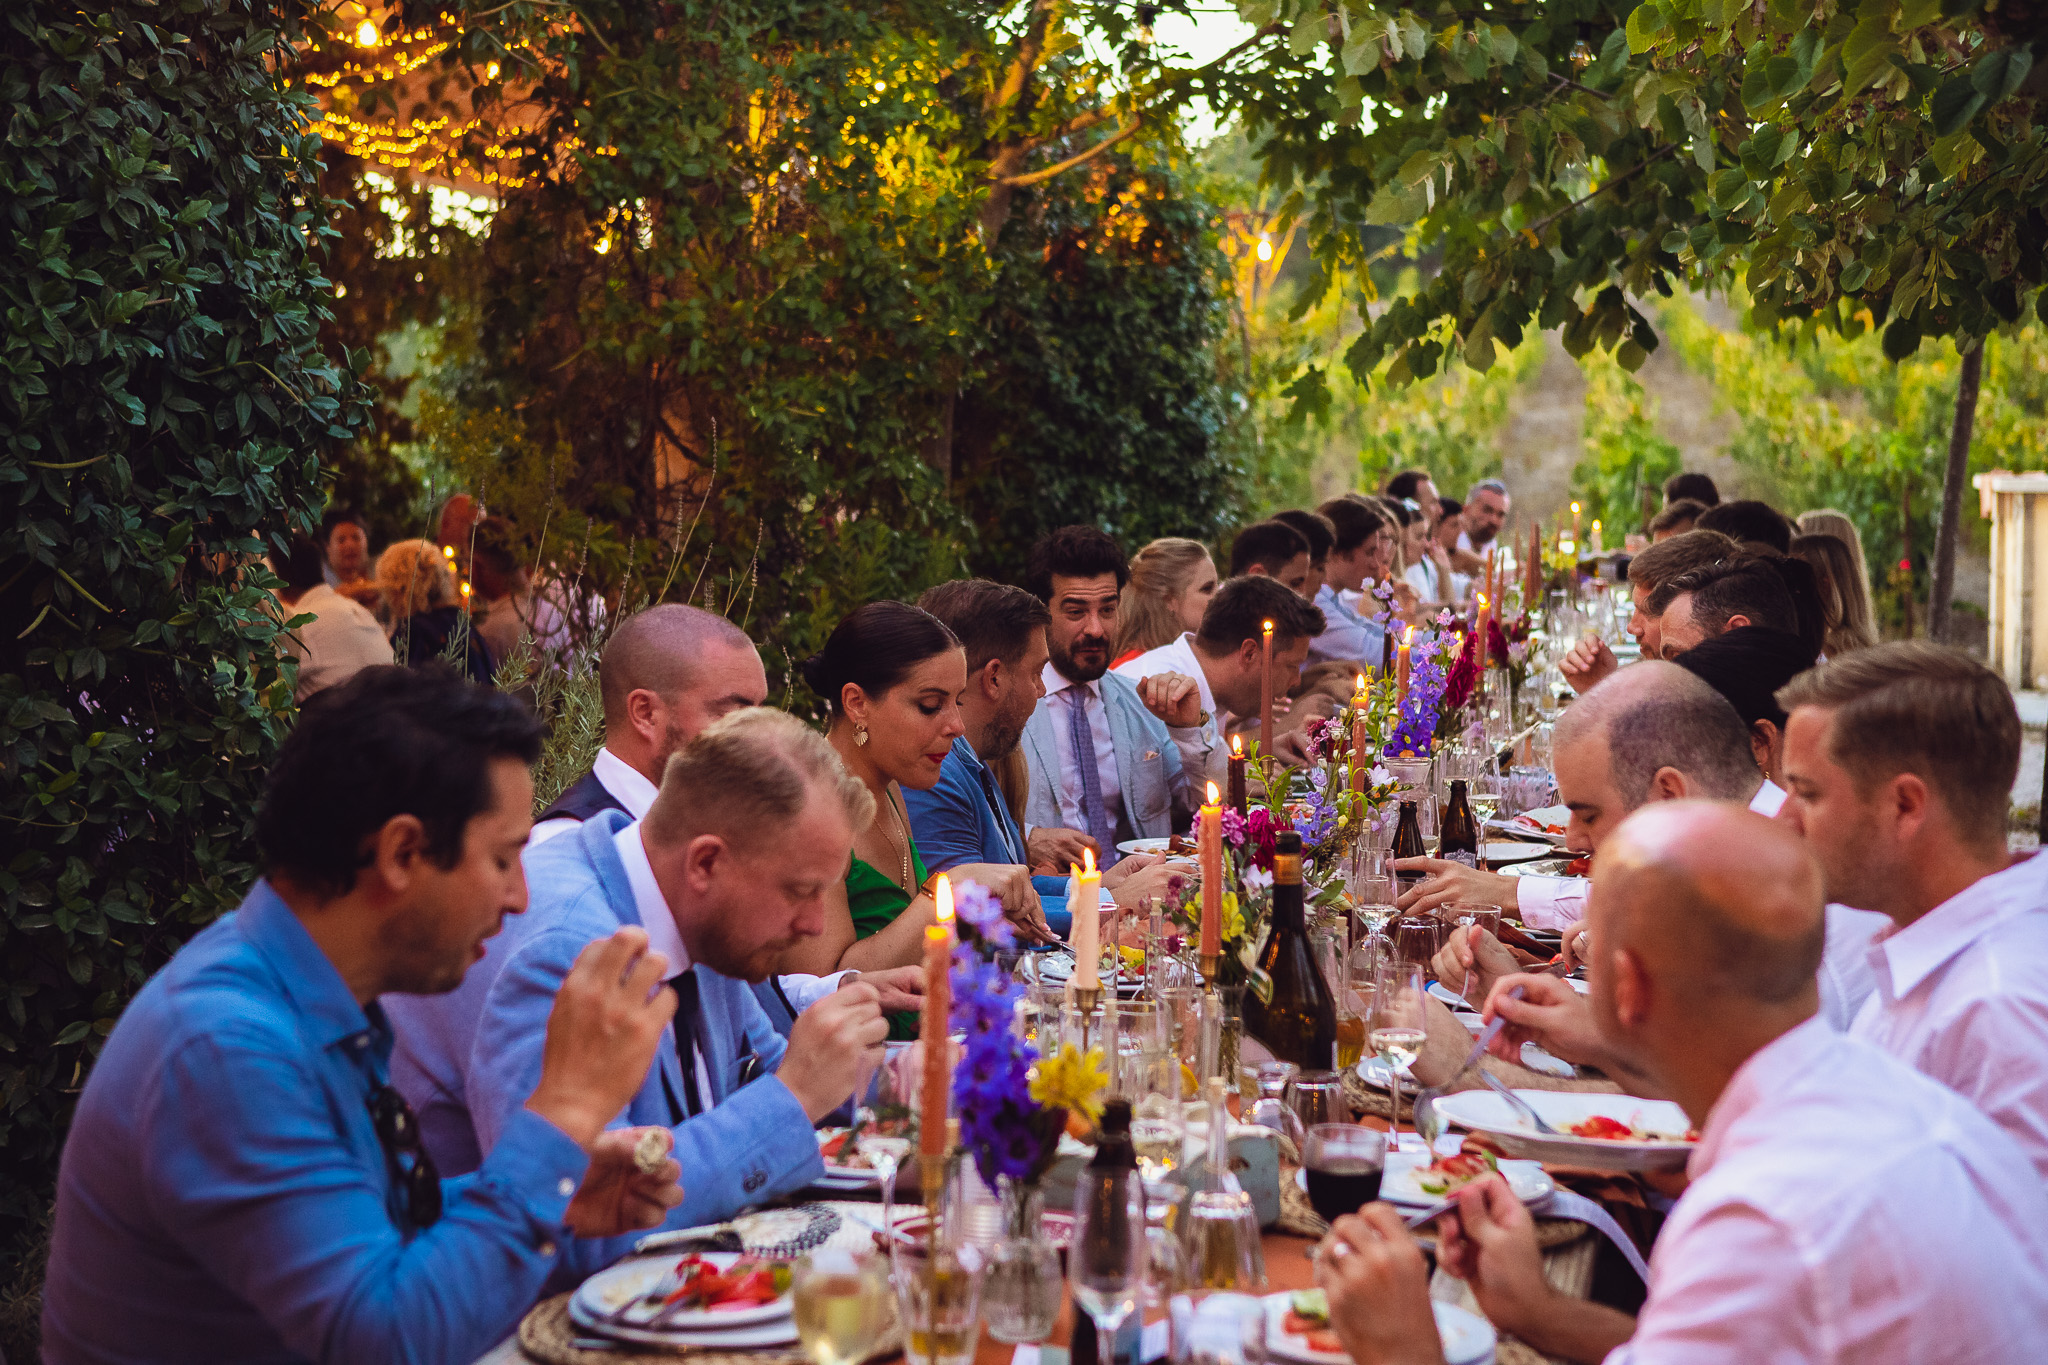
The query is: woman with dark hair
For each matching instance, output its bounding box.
[778,602,1051,993]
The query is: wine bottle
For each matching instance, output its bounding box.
[1438,779,1479,869]
[1392,800,1427,893]
[1073,1101,1142,1365]
[1243,832,1338,1071]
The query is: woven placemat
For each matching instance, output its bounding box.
[517,1294,903,1365]
[1341,1071,1398,1122]
[1275,1159,1588,1252]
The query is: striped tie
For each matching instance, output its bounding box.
[1067,686,1118,851]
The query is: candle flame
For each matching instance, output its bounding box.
[934,874,953,924]
[1403,625,1415,646]
[1356,672,1366,691]
[1231,733,1243,756]
[1477,592,1486,609]
[1206,780,1220,805]
[1262,619,1275,635]
[1084,846,1096,875]
[1571,501,1581,514]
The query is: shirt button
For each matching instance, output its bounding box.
[539,1240,557,1258]
[558,1177,575,1197]
[354,1037,368,1049]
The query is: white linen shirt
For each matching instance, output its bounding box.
[529,746,658,845]
[1604,1015,2048,1365]
[279,584,394,700]
[615,821,717,1111]
[1851,852,2048,1181]
[1041,664,1126,838]
[1113,633,1222,795]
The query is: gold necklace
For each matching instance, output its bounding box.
[886,790,913,895]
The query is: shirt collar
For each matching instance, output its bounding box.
[1870,853,2042,999]
[1747,779,1787,817]
[593,746,661,819]
[1688,1012,1834,1182]
[949,733,988,775]
[1042,661,1097,702]
[613,819,692,980]
[238,878,380,1053]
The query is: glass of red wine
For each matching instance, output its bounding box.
[1302,1123,1388,1225]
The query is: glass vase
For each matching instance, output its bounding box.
[980,1177,1061,1343]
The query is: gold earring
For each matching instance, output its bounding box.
[855,724,869,746]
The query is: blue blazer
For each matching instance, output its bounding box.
[469,812,823,1277]
[1020,672,1184,843]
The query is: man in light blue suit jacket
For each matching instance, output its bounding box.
[468,710,889,1276]
[1019,526,1206,861]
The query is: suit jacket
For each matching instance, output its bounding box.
[468,812,823,1277]
[1020,671,1184,844]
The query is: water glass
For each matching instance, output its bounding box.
[1171,1292,1267,1365]
[890,1243,982,1365]
[1285,1070,1347,1135]
[1238,1060,1299,1145]
[1072,1155,1147,1339]
[794,1247,893,1365]
[1444,902,1503,943]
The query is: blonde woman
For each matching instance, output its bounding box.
[1789,532,1878,656]
[1111,537,1218,666]
[376,539,494,682]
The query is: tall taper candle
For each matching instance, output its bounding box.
[1198,783,1222,967]
[1397,626,1413,707]
[1227,733,1248,816]
[1071,848,1101,992]
[920,877,955,1192]
[1259,619,1275,757]
[1476,591,1490,675]
[1350,680,1369,798]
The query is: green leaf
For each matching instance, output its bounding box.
[1930,79,1986,138]
[1625,2,1671,54]
[1970,49,2034,104]
[1842,10,1897,95]
[1882,315,1922,361]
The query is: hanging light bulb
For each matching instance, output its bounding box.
[356,19,380,47]
[1569,38,1592,69]
[1256,234,1273,262]
[485,60,500,80]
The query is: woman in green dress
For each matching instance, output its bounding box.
[775,602,1052,1001]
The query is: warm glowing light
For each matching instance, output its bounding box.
[1403,625,1415,645]
[1262,618,1275,634]
[1205,781,1220,806]
[1231,733,1243,756]
[594,236,611,254]
[355,19,379,47]
[1082,846,1097,876]
[1478,592,1487,610]
[1256,235,1273,262]
[485,61,500,79]
[459,581,471,597]
[934,874,953,924]
[441,545,456,559]
[1570,501,1581,515]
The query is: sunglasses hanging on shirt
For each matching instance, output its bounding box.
[368,1084,443,1230]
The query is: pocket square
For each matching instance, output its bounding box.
[1142,750,1160,761]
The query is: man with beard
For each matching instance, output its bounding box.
[388,603,919,1172]
[42,666,685,1364]
[1450,477,1510,575]
[470,709,892,1263]
[1020,526,1204,863]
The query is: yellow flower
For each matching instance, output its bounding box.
[1117,944,1145,971]
[1030,1042,1108,1123]
[1221,892,1245,943]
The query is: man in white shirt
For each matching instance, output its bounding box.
[273,535,393,700]
[1778,641,2048,1181]
[1408,662,1883,1031]
[1114,576,1324,792]
[1319,802,2048,1365]
[1449,477,1509,575]
[1559,528,1736,694]
[1310,498,1389,670]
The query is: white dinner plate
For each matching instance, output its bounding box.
[1261,1293,1495,1365]
[1500,858,1574,878]
[1293,1151,1554,1209]
[1353,1056,1420,1095]
[1117,837,1174,855]
[1484,841,1553,864]
[1431,1090,1696,1171]
[1426,980,1472,1009]
[570,1253,796,1343]
[1496,806,1570,843]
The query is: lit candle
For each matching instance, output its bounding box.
[1397,625,1413,706]
[1591,519,1604,555]
[1199,783,1222,963]
[920,877,954,1173]
[1476,591,1490,675]
[1350,677,1369,798]
[1484,546,1496,607]
[1071,848,1102,992]
[1227,733,1248,816]
[1528,521,1542,604]
[1571,501,1582,544]
[1259,619,1275,758]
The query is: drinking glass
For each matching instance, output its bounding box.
[1170,1293,1267,1365]
[1301,1124,1388,1225]
[1072,1155,1147,1342]
[855,1046,917,1235]
[890,1242,981,1365]
[794,1247,893,1365]
[1443,902,1503,947]
[1469,768,1504,833]
[1238,1060,1299,1146]
[1180,1183,1267,1291]
[1285,1070,1347,1135]
[1369,960,1428,1153]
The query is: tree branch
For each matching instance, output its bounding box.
[997,121,1142,187]
[1525,144,1677,235]
[987,0,1059,119]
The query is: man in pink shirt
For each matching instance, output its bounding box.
[1777,641,2048,1181]
[1316,803,2048,1365]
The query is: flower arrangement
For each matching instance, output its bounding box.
[947,883,1075,1184]
[1385,624,1461,759]
[1489,612,1534,697]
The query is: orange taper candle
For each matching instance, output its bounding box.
[1199,782,1222,961]
[919,877,954,1172]
[1259,619,1275,757]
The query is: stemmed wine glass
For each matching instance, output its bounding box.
[854,1047,916,1239]
[1072,1109,1147,1351]
[1369,960,1428,1154]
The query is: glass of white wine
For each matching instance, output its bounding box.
[794,1247,892,1365]
[855,1047,917,1240]
[1369,959,1428,1154]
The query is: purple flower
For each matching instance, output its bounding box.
[953,880,1015,949]
[1221,807,1248,847]
[947,941,1062,1186]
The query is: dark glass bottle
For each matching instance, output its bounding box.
[1072,1100,1141,1365]
[1392,799,1428,893]
[1244,832,1338,1071]
[1438,779,1479,869]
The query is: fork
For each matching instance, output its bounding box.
[1412,986,1525,1150]
[1478,1068,1562,1135]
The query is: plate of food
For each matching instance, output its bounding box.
[1431,1090,1697,1171]
[1484,841,1554,865]
[1263,1290,1494,1365]
[813,1126,896,1188]
[1497,806,1570,843]
[1116,833,1198,857]
[1381,1147,1555,1207]
[1500,858,1574,878]
[570,1252,797,1345]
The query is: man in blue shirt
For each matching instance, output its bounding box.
[43,666,685,1365]
[1312,496,1391,671]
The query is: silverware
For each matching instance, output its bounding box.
[835,1207,920,1247]
[1413,987,1524,1148]
[1402,1194,1460,1230]
[1478,1069,1562,1135]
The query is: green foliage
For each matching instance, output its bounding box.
[957,159,1251,574]
[1570,353,1681,535]
[1355,339,1540,498]
[0,0,369,1318]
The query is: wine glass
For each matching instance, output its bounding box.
[1369,960,1428,1154]
[855,1047,916,1239]
[1301,1124,1387,1225]
[1468,767,1504,834]
[1072,1146,1147,1344]
[793,1247,892,1365]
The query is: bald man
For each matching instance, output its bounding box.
[530,604,771,842]
[1317,803,2048,1365]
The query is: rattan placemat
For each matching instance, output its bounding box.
[1275,1159,1588,1252]
[517,1294,903,1365]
